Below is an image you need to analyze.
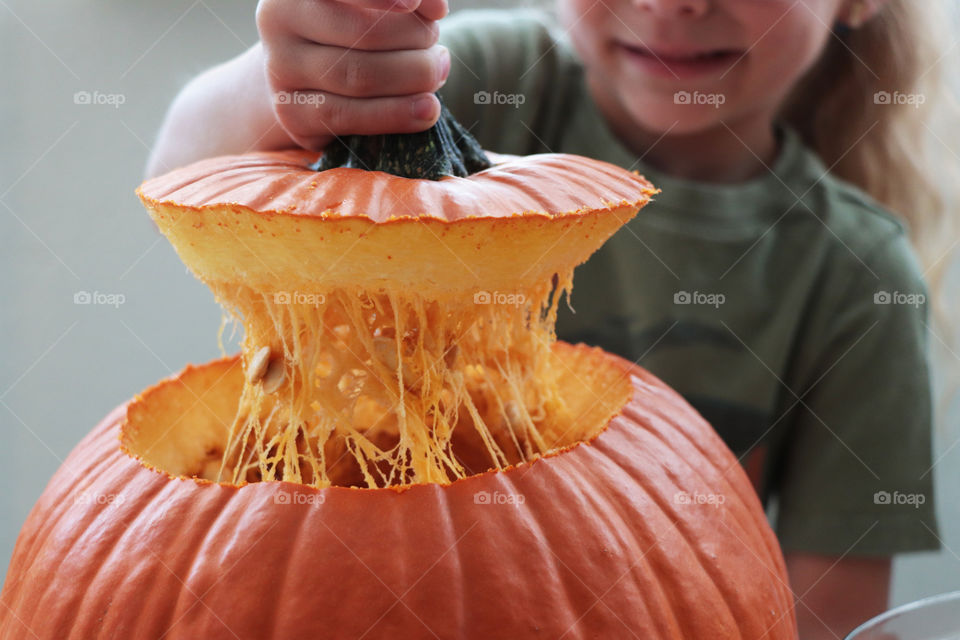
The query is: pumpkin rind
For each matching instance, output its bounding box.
[136,151,657,296]
[0,343,797,639]
[137,150,656,222]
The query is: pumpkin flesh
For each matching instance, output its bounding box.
[127,272,637,488]
[138,150,658,488]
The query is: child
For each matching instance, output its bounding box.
[147,0,956,636]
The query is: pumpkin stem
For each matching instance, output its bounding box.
[310,96,492,180]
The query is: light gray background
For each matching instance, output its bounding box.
[2,0,958,612]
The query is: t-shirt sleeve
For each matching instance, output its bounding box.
[775,230,940,556]
[437,9,573,155]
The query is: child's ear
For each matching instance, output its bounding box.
[838,0,888,29]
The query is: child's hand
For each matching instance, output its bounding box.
[257,0,451,151]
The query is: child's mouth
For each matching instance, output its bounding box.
[618,43,743,79]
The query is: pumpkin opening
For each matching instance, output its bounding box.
[210,272,580,487]
[126,227,639,489]
[137,146,656,489]
[121,342,633,488]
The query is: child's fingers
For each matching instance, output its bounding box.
[331,0,419,13]
[414,0,448,21]
[259,0,449,148]
[260,0,438,51]
[277,92,441,142]
[328,0,446,18]
[270,44,449,98]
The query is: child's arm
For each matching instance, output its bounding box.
[146,44,287,177]
[146,0,450,178]
[787,554,891,639]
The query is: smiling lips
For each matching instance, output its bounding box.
[618,42,744,78]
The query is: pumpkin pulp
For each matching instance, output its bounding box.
[201,262,622,488]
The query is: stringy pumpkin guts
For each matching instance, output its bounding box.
[209,269,577,488]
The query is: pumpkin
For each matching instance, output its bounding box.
[0,106,797,638]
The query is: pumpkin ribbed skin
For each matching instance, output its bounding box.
[0,343,796,640]
[137,150,656,222]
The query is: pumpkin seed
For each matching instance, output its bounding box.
[262,358,286,394]
[247,346,271,383]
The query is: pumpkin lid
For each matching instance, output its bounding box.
[137,149,657,296]
[137,149,656,223]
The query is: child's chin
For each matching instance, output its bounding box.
[628,101,728,137]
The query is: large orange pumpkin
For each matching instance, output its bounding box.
[0,114,797,639]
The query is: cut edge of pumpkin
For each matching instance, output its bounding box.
[141,200,642,298]
[119,341,635,492]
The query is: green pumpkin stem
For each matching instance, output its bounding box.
[310,96,492,180]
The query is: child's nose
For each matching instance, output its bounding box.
[630,0,709,19]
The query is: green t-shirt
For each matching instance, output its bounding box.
[439,9,938,556]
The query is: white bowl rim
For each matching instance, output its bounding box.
[845,590,960,639]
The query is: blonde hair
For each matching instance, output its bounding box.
[783,0,959,311]
[782,0,960,410]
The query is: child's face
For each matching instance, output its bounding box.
[560,0,845,136]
